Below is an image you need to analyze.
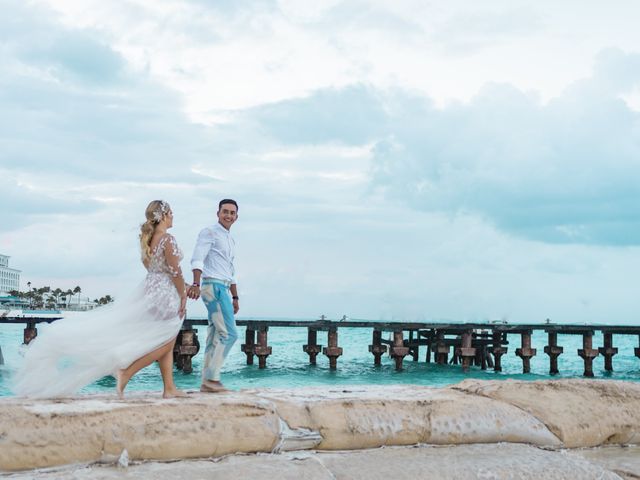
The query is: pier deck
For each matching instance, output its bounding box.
[2,316,640,377]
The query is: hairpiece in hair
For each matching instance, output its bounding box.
[152,201,170,223]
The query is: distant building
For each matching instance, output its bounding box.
[0,254,21,295]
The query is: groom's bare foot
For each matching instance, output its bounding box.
[200,380,228,393]
[163,388,188,399]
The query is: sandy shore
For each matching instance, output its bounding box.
[1,379,640,478]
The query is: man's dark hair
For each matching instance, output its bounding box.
[218,199,239,212]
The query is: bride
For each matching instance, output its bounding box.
[13,200,188,399]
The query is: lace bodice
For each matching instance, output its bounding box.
[146,234,183,278]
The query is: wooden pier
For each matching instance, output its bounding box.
[3,316,640,377]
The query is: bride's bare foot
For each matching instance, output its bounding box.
[116,370,128,399]
[163,388,188,399]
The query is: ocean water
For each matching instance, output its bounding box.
[1,321,640,397]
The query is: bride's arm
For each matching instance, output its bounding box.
[164,234,187,318]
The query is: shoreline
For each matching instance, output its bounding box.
[1,378,640,477]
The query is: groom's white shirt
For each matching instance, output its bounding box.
[191,222,236,283]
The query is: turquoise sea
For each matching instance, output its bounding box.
[1,320,640,397]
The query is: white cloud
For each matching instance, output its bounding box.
[2,0,640,324]
[367,52,640,246]
[36,0,640,114]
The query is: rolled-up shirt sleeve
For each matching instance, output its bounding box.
[191,228,213,271]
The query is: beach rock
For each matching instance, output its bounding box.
[254,385,560,449]
[254,386,431,449]
[4,445,626,480]
[274,418,323,452]
[2,379,640,472]
[453,379,640,447]
[0,392,281,471]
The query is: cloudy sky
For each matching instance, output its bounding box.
[1,0,639,323]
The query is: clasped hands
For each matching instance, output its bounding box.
[186,284,200,300]
[183,285,240,314]
[176,286,199,318]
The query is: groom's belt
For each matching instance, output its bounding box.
[202,277,232,287]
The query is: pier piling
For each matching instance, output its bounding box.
[409,330,419,361]
[435,331,449,365]
[515,330,536,373]
[368,330,387,366]
[241,328,256,365]
[578,331,599,377]
[544,331,563,375]
[478,345,488,370]
[323,327,343,369]
[254,327,272,369]
[473,344,482,368]
[598,332,618,372]
[460,330,476,372]
[390,330,410,371]
[491,331,507,372]
[23,322,37,345]
[303,328,322,365]
[486,349,494,368]
[174,325,199,373]
[451,350,459,365]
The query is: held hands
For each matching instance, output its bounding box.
[185,283,239,313]
[187,285,200,300]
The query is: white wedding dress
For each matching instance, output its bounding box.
[13,234,185,398]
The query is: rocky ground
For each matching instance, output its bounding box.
[1,379,640,478]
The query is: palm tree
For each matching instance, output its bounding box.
[38,287,51,307]
[97,295,114,305]
[73,286,81,306]
[33,291,43,309]
[52,288,62,306]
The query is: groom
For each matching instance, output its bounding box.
[187,199,240,392]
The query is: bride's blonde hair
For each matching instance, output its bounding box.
[140,200,170,262]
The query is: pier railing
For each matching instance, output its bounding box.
[2,316,640,377]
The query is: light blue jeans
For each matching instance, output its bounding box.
[200,279,237,382]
